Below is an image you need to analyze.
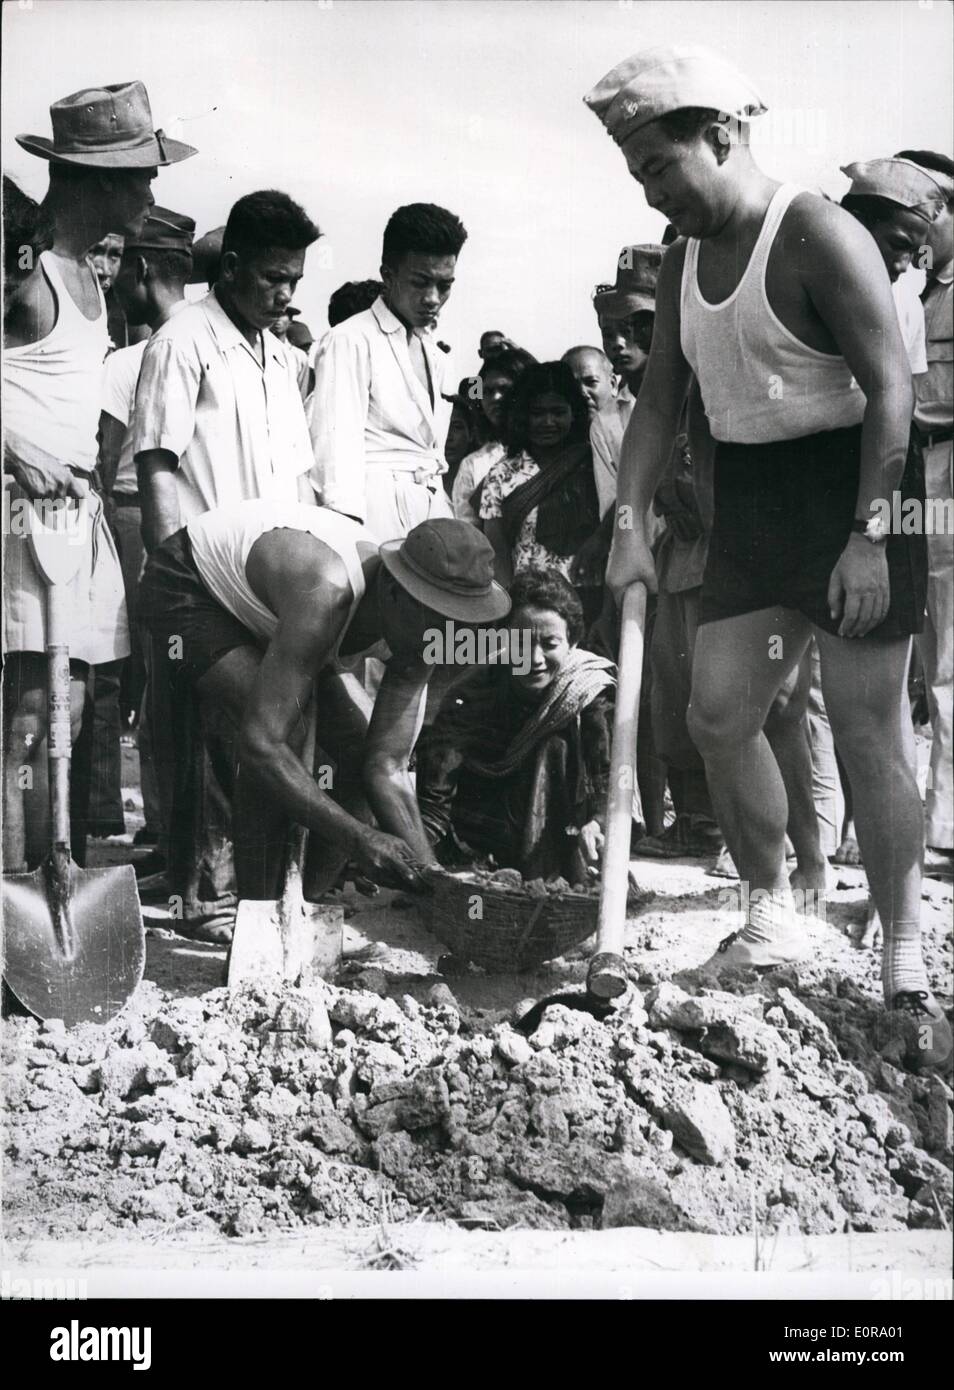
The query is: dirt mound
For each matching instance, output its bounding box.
[4,956,951,1240]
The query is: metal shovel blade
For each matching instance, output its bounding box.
[227,896,344,989]
[2,860,144,1026]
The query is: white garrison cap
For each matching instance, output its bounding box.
[584,43,767,147]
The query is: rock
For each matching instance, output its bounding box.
[855,1093,895,1144]
[353,969,389,996]
[136,1183,182,1222]
[428,983,459,1012]
[602,1175,690,1231]
[94,1048,155,1099]
[233,1120,271,1153]
[699,1017,786,1075]
[772,988,838,1058]
[648,984,761,1032]
[662,1082,736,1165]
[529,1095,570,1145]
[506,1142,630,1200]
[494,1026,534,1068]
[358,1068,449,1137]
[924,1076,953,1155]
[372,1130,417,1178]
[308,1112,368,1159]
[331,991,408,1039]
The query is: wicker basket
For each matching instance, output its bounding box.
[424,868,599,972]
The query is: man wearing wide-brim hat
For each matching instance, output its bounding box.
[138,503,510,901]
[3,81,195,873]
[584,42,949,1068]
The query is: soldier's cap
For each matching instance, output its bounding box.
[840,159,947,223]
[124,207,195,255]
[584,43,766,148]
[593,244,664,321]
[188,226,225,285]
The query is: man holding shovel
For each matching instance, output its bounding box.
[585,43,950,1069]
[139,509,511,902]
[3,81,196,873]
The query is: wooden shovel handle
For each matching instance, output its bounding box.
[46,581,73,856]
[588,582,647,999]
[282,690,319,902]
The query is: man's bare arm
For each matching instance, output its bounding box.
[793,198,913,637]
[797,198,913,517]
[361,654,436,864]
[240,548,428,887]
[615,242,693,521]
[97,412,126,496]
[607,243,692,598]
[137,448,181,552]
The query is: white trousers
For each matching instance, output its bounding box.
[917,438,954,848]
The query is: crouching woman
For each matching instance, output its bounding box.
[415,568,615,884]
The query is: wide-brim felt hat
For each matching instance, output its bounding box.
[379,519,511,624]
[16,80,196,167]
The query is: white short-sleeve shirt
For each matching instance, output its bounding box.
[132,289,313,522]
[892,271,928,376]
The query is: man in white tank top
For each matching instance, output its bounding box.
[138,510,510,906]
[585,44,949,1069]
[2,82,195,874]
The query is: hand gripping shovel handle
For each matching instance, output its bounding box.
[587,582,647,1000]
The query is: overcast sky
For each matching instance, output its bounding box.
[3,0,952,369]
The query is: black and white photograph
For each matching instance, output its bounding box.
[1,0,952,1355]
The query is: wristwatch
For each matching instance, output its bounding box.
[851,516,888,544]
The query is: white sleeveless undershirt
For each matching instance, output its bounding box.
[680,184,865,444]
[187,500,386,667]
[2,251,109,472]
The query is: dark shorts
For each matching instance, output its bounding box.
[138,528,259,691]
[699,424,927,638]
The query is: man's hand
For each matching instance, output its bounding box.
[8,456,89,502]
[569,527,610,587]
[606,525,658,603]
[827,534,890,638]
[352,827,430,892]
[579,820,605,864]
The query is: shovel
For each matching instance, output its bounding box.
[587,582,647,999]
[227,704,344,989]
[2,494,144,1026]
[515,584,648,1034]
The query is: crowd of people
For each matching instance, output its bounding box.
[2,46,951,1072]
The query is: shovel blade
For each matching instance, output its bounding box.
[2,862,144,1026]
[227,898,343,990]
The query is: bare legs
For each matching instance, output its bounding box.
[688,607,813,895]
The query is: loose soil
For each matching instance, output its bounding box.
[4,824,951,1246]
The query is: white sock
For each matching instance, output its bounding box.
[742,886,797,943]
[881,923,930,1003]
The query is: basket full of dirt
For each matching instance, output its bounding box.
[424,867,599,970]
